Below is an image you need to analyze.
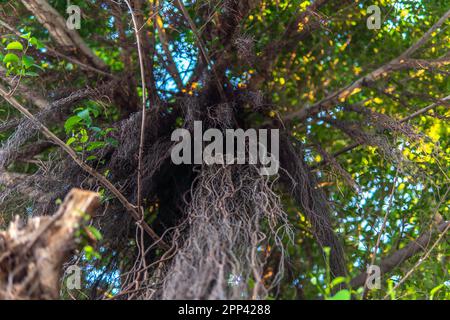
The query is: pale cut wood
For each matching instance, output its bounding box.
[0,188,100,299]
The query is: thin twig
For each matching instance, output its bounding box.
[362,167,399,299]
[383,222,450,300]
[123,0,148,214]
[174,0,227,100]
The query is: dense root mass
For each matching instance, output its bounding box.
[159,164,292,300]
[279,135,347,278]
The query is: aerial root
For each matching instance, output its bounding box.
[157,164,292,299]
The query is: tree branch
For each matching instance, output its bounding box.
[282,9,450,123]
[152,0,183,90]
[0,66,48,110]
[312,95,450,169]
[350,220,450,289]
[20,0,107,70]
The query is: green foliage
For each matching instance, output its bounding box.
[64,103,118,158]
[1,32,44,77]
[327,289,352,301]
[74,212,103,262]
[6,41,23,51]
[83,244,101,261]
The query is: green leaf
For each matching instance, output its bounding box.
[29,37,44,49]
[86,155,97,161]
[20,32,31,40]
[77,108,92,126]
[3,53,19,64]
[32,64,45,71]
[105,127,118,134]
[84,245,94,255]
[89,105,101,117]
[6,41,23,51]
[327,289,351,300]
[22,55,35,68]
[66,137,77,146]
[86,226,103,241]
[79,128,89,143]
[430,284,444,300]
[330,277,347,288]
[83,245,100,260]
[73,106,84,112]
[64,116,82,133]
[106,137,118,147]
[86,141,105,151]
[25,71,39,77]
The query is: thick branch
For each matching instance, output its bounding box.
[350,220,450,289]
[20,0,107,70]
[282,9,450,123]
[313,95,450,168]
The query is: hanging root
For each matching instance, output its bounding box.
[325,117,410,167]
[315,143,360,192]
[345,103,422,141]
[0,118,39,169]
[159,164,292,299]
[279,133,347,278]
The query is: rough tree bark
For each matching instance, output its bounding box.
[20,0,107,70]
[0,188,99,299]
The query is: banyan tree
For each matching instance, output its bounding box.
[0,0,449,300]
